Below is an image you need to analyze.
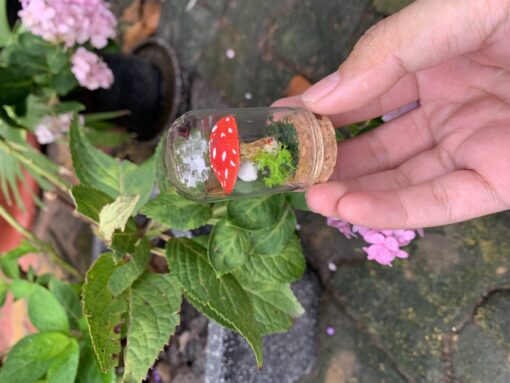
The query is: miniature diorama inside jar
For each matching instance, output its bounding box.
[161,107,337,202]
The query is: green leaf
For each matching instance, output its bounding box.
[0,0,11,47]
[52,66,78,96]
[11,280,69,332]
[47,338,80,383]
[71,185,140,256]
[0,332,70,383]
[235,235,305,287]
[82,253,127,371]
[123,273,182,383]
[244,284,304,335]
[227,194,285,230]
[107,239,151,297]
[250,203,297,255]
[71,185,112,222]
[85,128,132,148]
[141,187,212,231]
[54,101,85,114]
[83,110,130,123]
[166,238,264,367]
[0,107,25,128]
[208,218,250,274]
[76,340,116,383]
[0,241,37,279]
[0,279,9,307]
[286,192,310,211]
[0,67,33,106]
[49,279,83,330]
[70,120,155,211]
[99,194,140,241]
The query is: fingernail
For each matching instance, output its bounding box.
[302,71,341,104]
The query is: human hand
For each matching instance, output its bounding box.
[275,0,510,229]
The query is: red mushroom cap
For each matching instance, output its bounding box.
[209,115,240,194]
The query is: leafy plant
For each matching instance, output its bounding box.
[256,145,295,187]
[265,118,299,167]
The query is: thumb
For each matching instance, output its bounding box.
[301,0,501,115]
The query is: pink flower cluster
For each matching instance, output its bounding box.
[71,47,114,90]
[34,113,73,144]
[327,218,424,266]
[19,0,116,49]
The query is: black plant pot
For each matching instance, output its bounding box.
[74,38,188,141]
[7,0,21,29]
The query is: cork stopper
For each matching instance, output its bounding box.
[315,115,337,183]
[288,113,337,185]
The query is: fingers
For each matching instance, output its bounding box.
[300,0,499,115]
[307,170,506,229]
[343,146,456,191]
[331,108,434,180]
[273,74,419,127]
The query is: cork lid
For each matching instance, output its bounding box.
[315,115,337,183]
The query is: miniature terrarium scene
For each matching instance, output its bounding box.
[162,107,337,202]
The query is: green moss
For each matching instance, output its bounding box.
[265,118,299,167]
[255,145,295,187]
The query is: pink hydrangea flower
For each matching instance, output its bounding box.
[326,217,356,239]
[327,218,424,266]
[34,113,73,144]
[19,0,116,49]
[71,47,114,90]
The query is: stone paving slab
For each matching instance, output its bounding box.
[314,214,510,382]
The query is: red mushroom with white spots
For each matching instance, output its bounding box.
[209,115,240,194]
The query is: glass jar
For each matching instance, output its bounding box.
[160,107,337,202]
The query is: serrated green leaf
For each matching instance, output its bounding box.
[11,280,69,332]
[227,194,285,230]
[82,253,127,371]
[166,238,263,367]
[286,192,309,211]
[71,185,112,222]
[47,338,80,383]
[107,239,151,297]
[235,234,305,287]
[141,187,212,231]
[49,278,82,330]
[0,241,37,279]
[250,203,297,255]
[0,67,33,106]
[208,219,250,274]
[99,195,140,241]
[244,284,304,335]
[0,332,70,383]
[123,272,182,383]
[190,234,210,248]
[70,120,155,211]
[71,185,140,256]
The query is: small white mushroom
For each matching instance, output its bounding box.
[238,161,258,182]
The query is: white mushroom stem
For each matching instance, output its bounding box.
[238,161,258,182]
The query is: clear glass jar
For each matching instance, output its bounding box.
[160,107,337,202]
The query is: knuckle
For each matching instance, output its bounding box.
[430,180,454,222]
[364,133,391,170]
[393,167,413,188]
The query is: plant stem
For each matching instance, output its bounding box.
[0,139,70,192]
[151,247,166,258]
[0,204,82,280]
